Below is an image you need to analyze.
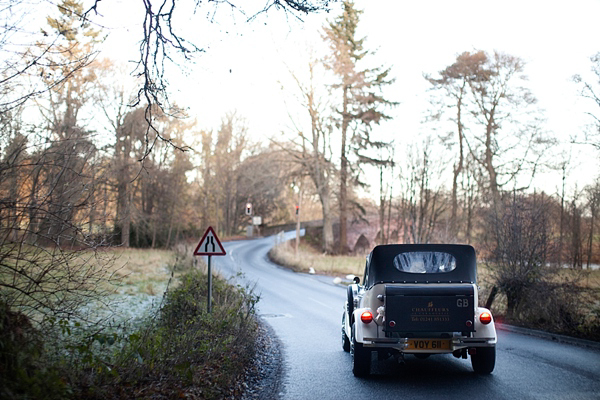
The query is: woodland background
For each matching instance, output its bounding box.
[1,0,600,317]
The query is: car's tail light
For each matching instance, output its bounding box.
[361,311,373,324]
[479,312,492,325]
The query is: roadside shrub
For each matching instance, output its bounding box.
[582,306,600,341]
[514,281,584,331]
[95,271,259,399]
[483,193,557,318]
[0,301,71,399]
[471,193,599,341]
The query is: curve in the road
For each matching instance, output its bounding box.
[207,236,600,400]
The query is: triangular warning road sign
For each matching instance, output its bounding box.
[193,226,226,256]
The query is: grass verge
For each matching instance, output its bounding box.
[1,249,259,399]
[268,241,365,277]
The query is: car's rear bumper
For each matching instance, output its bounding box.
[361,336,496,352]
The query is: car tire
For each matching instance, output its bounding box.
[347,285,354,317]
[351,323,370,377]
[342,314,350,352]
[471,346,495,374]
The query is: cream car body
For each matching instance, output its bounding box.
[341,244,497,376]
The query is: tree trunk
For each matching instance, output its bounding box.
[117,179,131,247]
[321,195,334,254]
[101,182,108,237]
[122,194,131,247]
[225,186,231,236]
[116,121,131,247]
[27,163,39,236]
[451,84,465,240]
[151,216,157,248]
[386,187,393,245]
[295,185,302,257]
[7,163,18,242]
[338,85,350,254]
[571,202,583,269]
[587,203,595,269]
[166,211,174,249]
[559,164,566,266]
[379,164,386,245]
[88,168,95,238]
[466,181,473,243]
[485,117,501,208]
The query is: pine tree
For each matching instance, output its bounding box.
[323,1,396,253]
[35,0,102,243]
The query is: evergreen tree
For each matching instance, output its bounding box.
[323,1,396,253]
[35,0,102,243]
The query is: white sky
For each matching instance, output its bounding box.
[90,0,600,196]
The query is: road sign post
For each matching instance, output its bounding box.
[193,226,226,313]
[207,256,212,313]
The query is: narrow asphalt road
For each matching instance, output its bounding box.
[207,234,600,400]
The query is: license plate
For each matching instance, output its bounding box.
[406,339,451,350]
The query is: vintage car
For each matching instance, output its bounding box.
[342,244,497,376]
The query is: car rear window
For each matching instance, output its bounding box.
[393,252,457,274]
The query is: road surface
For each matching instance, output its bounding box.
[207,234,600,400]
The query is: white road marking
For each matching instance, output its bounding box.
[309,297,336,310]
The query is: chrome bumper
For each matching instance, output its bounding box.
[362,336,496,350]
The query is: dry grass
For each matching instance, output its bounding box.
[568,268,600,289]
[105,247,177,295]
[0,244,178,324]
[269,241,365,277]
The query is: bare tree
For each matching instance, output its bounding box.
[396,139,448,244]
[0,1,97,115]
[584,179,600,269]
[194,114,288,236]
[466,51,551,206]
[425,51,487,239]
[284,58,336,253]
[0,111,115,327]
[195,112,249,236]
[95,63,143,247]
[460,158,480,243]
[128,108,194,247]
[79,0,334,158]
[214,112,248,236]
[429,50,551,209]
[568,195,584,269]
[236,149,292,229]
[574,52,600,151]
[113,107,148,246]
[376,146,394,245]
[484,192,555,319]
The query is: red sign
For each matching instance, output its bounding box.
[193,226,226,256]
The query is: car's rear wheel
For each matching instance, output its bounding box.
[351,323,370,377]
[347,285,354,316]
[342,314,350,352]
[471,347,495,374]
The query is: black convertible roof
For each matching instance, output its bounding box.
[363,244,477,287]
